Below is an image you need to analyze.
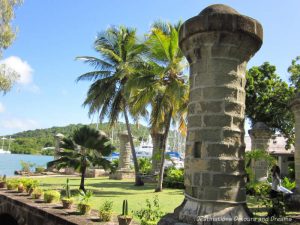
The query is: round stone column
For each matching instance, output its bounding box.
[151,132,164,174]
[290,94,300,195]
[161,4,263,225]
[118,131,131,170]
[248,122,273,181]
[110,131,135,179]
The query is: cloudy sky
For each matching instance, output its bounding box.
[0,0,300,135]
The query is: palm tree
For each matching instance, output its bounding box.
[76,26,145,186]
[127,21,188,192]
[47,126,114,191]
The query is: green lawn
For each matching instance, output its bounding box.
[37,176,184,215]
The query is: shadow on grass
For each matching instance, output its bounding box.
[87,181,155,191]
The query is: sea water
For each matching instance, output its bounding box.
[0,154,53,176]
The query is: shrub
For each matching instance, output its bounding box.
[282,177,296,190]
[138,158,152,175]
[32,188,44,199]
[133,196,164,225]
[6,179,18,190]
[110,159,119,174]
[77,190,93,215]
[163,167,184,189]
[20,160,36,172]
[78,203,91,215]
[99,200,113,221]
[44,190,61,203]
[24,179,39,193]
[35,166,45,173]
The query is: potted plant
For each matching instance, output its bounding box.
[44,190,61,203]
[25,179,39,195]
[118,200,132,225]
[133,196,163,225]
[32,188,44,199]
[0,175,7,188]
[61,178,74,209]
[18,182,25,193]
[77,190,93,215]
[99,200,113,222]
[6,179,18,190]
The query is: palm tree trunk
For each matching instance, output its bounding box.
[151,131,164,174]
[123,107,144,186]
[155,110,173,192]
[80,160,86,192]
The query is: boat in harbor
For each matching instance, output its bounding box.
[0,137,12,154]
[0,149,11,154]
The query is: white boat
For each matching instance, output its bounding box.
[0,137,12,154]
[135,137,153,158]
[0,149,11,154]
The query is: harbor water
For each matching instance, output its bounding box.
[0,154,53,176]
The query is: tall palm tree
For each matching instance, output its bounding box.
[127,21,188,192]
[76,26,145,186]
[47,126,114,191]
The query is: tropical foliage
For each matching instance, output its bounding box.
[76,26,146,186]
[0,0,22,94]
[127,21,188,191]
[246,62,295,148]
[6,122,149,155]
[47,126,114,191]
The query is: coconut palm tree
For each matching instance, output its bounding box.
[127,21,188,192]
[76,26,145,186]
[47,126,114,191]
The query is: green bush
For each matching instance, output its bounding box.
[133,196,164,225]
[6,179,19,190]
[163,167,184,189]
[32,188,44,199]
[282,177,296,190]
[20,160,36,172]
[138,158,152,175]
[110,159,119,174]
[35,166,46,173]
[44,190,61,203]
[24,179,39,193]
[99,201,113,221]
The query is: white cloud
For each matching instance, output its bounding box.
[0,56,34,85]
[1,118,39,131]
[0,103,4,113]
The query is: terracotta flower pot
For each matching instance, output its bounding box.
[78,204,91,215]
[33,193,42,199]
[18,185,25,193]
[118,216,132,225]
[62,198,74,209]
[0,181,7,188]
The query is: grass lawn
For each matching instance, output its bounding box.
[37,176,184,215]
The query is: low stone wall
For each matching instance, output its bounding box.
[0,189,138,225]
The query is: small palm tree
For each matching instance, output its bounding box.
[76,26,145,186]
[47,126,114,191]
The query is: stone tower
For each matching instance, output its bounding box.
[159,4,263,225]
[110,131,135,179]
[290,94,300,199]
[248,122,273,181]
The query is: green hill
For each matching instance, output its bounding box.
[5,122,150,155]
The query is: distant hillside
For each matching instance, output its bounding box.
[5,122,150,155]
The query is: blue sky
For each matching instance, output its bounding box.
[0,0,300,136]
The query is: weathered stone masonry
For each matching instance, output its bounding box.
[159,4,263,225]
